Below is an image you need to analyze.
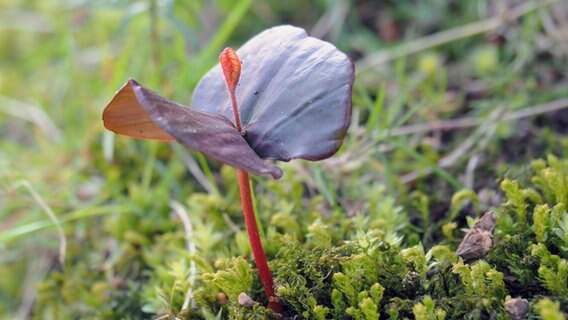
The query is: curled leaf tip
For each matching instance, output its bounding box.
[219,47,241,92]
[266,166,283,180]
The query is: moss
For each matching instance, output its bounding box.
[29,154,568,319]
[535,298,566,320]
[184,156,567,318]
[202,257,254,304]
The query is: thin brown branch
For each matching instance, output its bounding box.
[14,180,66,266]
[0,96,63,143]
[399,106,504,184]
[172,143,217,194]
[356,0,559,74]
[169,200,197,311]
[390,98,568,137]
[149,0,161,71]
[397,98,568,184]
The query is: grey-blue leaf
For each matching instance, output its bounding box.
[192,25,354,161]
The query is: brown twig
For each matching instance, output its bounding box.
[169,200,197,311]
[310,0,349,40]
[356,0,559,74]
[400,106,505,184]
[397,97,568,184]
[172,143,218,194]
[389,98,568,137]
[0,96,63,143]
[14,180,66,266]
[149,0,161,72]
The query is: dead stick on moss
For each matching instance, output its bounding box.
[438,106,506,169]
[356,0,559,74]
[169,200,197,310]
[354,98,568,139]
[399,98,568,183]
[13,180,66,266]
[172,143,217,194]
[391,98,568,137]
[346,99,568,178]
[0,96,63,143]
[15,251,52,319]
[149,0,161,72]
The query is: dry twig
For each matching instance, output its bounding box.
[356,0,559,74]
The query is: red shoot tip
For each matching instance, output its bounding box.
[220,47,241,93]
[220,47,243,133]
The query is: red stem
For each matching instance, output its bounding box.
[220,47,281,313]
[237,169,282,313]
[229,88,242,134]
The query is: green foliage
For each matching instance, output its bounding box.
[401,245,427,277]
[9,140,568,318]
[532,155,568,207]
[532,244,568,297]
[412,296,447,320]
[306,219,332,249]
[535,298,566,320]
[266,156,568,318]
[449,189,480,221]
[202,257,253,304]
[230,303,276,320]
[501,179,530,231]
[2,0,568,319]
[470,45,499,76]
[533,204,550,243]
[452,260,506,302]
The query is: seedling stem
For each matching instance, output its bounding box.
[220,47,282,313]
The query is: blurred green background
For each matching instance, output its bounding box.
[1,0,568,319]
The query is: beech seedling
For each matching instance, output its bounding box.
[102,25,354,313]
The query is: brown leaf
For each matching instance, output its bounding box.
[103,80,282,179]
[103,81,174,141]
